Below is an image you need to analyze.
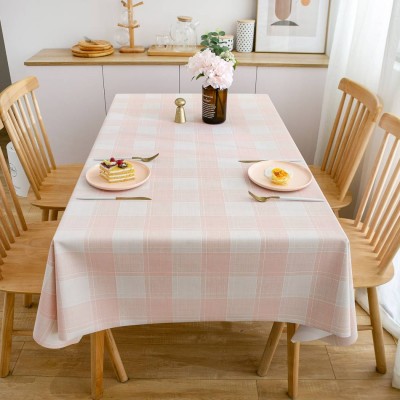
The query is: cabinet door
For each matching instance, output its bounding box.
[180,65,257,94]
[27,66,105,164]
[103,65,179,112]
[256,67,327,163]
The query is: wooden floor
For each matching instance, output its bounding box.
[0,199,399,399]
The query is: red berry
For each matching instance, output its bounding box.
[110,157,115,162]
[117,159,123,165]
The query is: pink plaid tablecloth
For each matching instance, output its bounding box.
[33,94,357,349]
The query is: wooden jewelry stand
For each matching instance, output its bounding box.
[118,0,145,53]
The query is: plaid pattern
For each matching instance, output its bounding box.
[34,94,357,348]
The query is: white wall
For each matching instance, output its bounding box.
[0,0,256,81]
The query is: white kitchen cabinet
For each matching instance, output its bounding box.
[27,66,105,164]
[256,67,327,163]
[180,65,257,94]
[26,50,328,164]
[103,65,179,112]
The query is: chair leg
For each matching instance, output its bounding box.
[367,287,387,374]
[41,209,50,221]
[287,323,300,399]
[49,210,58,221]
[257,322,285,376]
[0,293,15,377]
[105,329,128,383]
[91,330,105,400]
[23,294,33,308]
[333,209,340,218]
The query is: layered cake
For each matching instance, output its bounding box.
[99,158,135,183]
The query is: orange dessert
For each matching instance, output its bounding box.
[271,167,290,185]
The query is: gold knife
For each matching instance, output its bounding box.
[238,159,303,163]
[76,197,151,200]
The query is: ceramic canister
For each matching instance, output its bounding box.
[236,19,255,52]
[219,34,234,51]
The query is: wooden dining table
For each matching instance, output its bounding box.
[33,93,358,399]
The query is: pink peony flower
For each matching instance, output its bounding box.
[187,48,235,90]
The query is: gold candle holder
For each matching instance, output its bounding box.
[175,98,186,123]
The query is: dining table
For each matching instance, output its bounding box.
[33,93,358,399]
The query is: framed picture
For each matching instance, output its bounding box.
[255,0,330,53]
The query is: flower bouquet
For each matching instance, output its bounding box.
[187,30,237,124]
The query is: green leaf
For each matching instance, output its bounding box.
[219,31,225,36]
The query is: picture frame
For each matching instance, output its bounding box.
[255,0,330,53]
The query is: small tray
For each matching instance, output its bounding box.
[147,45,203,57]
[71,45,114,58]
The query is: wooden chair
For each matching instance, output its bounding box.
[0,76,83,222]
[0,148,127,393]
[309,77,382,216]
[258,112,400,398]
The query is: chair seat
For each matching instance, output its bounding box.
[309,165,352,211]
[339,218,395,288]
[29,163,83,210]
[0,221,58,294]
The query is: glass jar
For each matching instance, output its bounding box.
[170,16,197,51]
[202,86,228,124]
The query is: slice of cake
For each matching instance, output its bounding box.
[99,158,135,183]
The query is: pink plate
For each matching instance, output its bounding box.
[248,160,312,192]
[86,161,151,191]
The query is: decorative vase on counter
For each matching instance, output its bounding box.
[202,86,228,124]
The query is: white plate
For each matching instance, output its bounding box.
[86,161,150,191]
[248,160,312,192]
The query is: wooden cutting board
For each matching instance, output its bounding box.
[71,45,114,58]
[77,40,112,51]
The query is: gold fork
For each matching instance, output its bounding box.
[248,191,324,202]
[249,191,279,202]
[94,153,159,162]
[131,153,159,162]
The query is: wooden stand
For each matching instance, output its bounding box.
[118,0,145,53]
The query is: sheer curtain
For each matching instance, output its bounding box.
[314,0,400,388]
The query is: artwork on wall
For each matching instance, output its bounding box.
[255,0,330,53]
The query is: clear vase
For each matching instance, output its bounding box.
[202,86,228,124]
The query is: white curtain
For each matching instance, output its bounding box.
[315,0,400,389]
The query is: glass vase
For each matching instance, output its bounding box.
[202,86,228,124]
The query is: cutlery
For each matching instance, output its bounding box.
[239,159,303,163]
[248,191,324,203]
[76,197,151,200]
[93,153,159,162]
[84,36,100,45]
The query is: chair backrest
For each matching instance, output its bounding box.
[354,112,400,273]
[321,77,382,201]
[0,76,57,200]
[0,147,28,278]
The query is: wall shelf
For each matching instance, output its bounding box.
[25,48,329,68]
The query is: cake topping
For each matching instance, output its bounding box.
[101,157,128,169]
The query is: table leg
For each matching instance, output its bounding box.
[91,330,105,400]
[105,329,128,383]
[257,321,285,376]
[287,323,300,399]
